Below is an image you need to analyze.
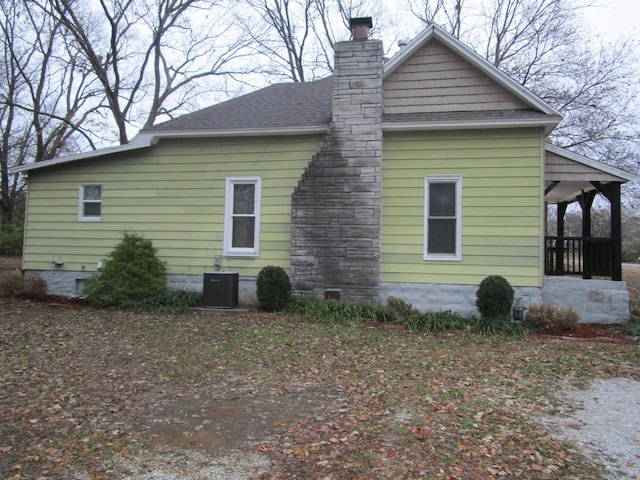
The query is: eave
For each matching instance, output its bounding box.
[10,126,328,174]
[382,116,561,133]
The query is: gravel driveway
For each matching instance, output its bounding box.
[546,378,640,479]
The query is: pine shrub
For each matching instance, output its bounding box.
[256,265,292,312]
[476,275,514,320]
[83,232,166,308]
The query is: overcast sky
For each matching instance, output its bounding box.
[581,0,640,41]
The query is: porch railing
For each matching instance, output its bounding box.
[545,236,613,278]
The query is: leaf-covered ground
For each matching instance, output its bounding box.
[1,299,638,480]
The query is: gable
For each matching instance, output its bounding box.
[384,39,530,115]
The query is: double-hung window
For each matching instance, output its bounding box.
[224,177,261,256]
[78,184,102,222]
[424,175,462,261]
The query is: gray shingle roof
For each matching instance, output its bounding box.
[146,77,333,133]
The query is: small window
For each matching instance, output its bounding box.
[223,177,261,256]
[424,176,462,261]
[78,184,102,221]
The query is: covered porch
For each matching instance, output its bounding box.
[544,144,634,281]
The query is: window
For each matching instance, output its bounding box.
[78,184,102,221]
[224,177,261,256]
[424,175,462,260]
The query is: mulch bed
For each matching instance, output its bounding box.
[531,323,637,344]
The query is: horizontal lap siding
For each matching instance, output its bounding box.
[381,129,544,287]
[23,135,322,276]
[384,40,528,114]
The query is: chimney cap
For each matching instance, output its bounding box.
[350,17,373,41]
[349,17,373,29]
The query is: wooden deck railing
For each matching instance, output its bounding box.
[545,236,613,278]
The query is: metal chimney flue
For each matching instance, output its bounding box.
[350,17,373,41]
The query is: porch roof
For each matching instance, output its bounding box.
[544,144,634,203]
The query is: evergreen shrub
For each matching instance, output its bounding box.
[0,226,23,255]
[256,265,292,312]
[83,232,166,308]
[476,275,514,320]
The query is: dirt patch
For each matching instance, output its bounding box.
[145,390,339,454]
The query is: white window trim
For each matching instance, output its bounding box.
[223,176,261,257]
[78,184,102,222]
[424,175,462,261]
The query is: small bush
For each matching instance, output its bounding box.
[22,276,47,299]
[387,296,420,317]
[256,265,292,312]
[0,226,23,256]
[476,275,514,320]
[622,315,640,337]
[525,304,580,332]
[83,232,166,308]
[0,270,24,298]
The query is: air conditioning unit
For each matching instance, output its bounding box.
[202,272,238,308]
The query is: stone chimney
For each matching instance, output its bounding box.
[290,18,383,304]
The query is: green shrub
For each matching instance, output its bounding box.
[525,304,580,332]
[256,265,292,312]
[476,275,514,320]
[132,289,202,313]
[622,315,640,337]
[0,226,23,256]
[83,232,166,308]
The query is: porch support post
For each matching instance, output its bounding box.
[592,181,622,281]
[556,202,568,275]
[578,190,596,279]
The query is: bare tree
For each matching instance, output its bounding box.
[237,0,384,82]
[407,0,465,37]
[477,0,639,177]
[31,0,255,144]
[0,1,101,225]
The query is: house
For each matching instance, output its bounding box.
[12,19,633,322]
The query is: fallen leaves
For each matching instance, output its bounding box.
[1,301,638,479]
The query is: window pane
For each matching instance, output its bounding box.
[233,184,255,215]
[428,218,456,254]
[83,185,102,201]
[232,217,255,248]
[83,202,101,217]
[429,183,455,216]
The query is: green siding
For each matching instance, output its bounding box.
[381,128,544,287]
[23,135,322,276]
